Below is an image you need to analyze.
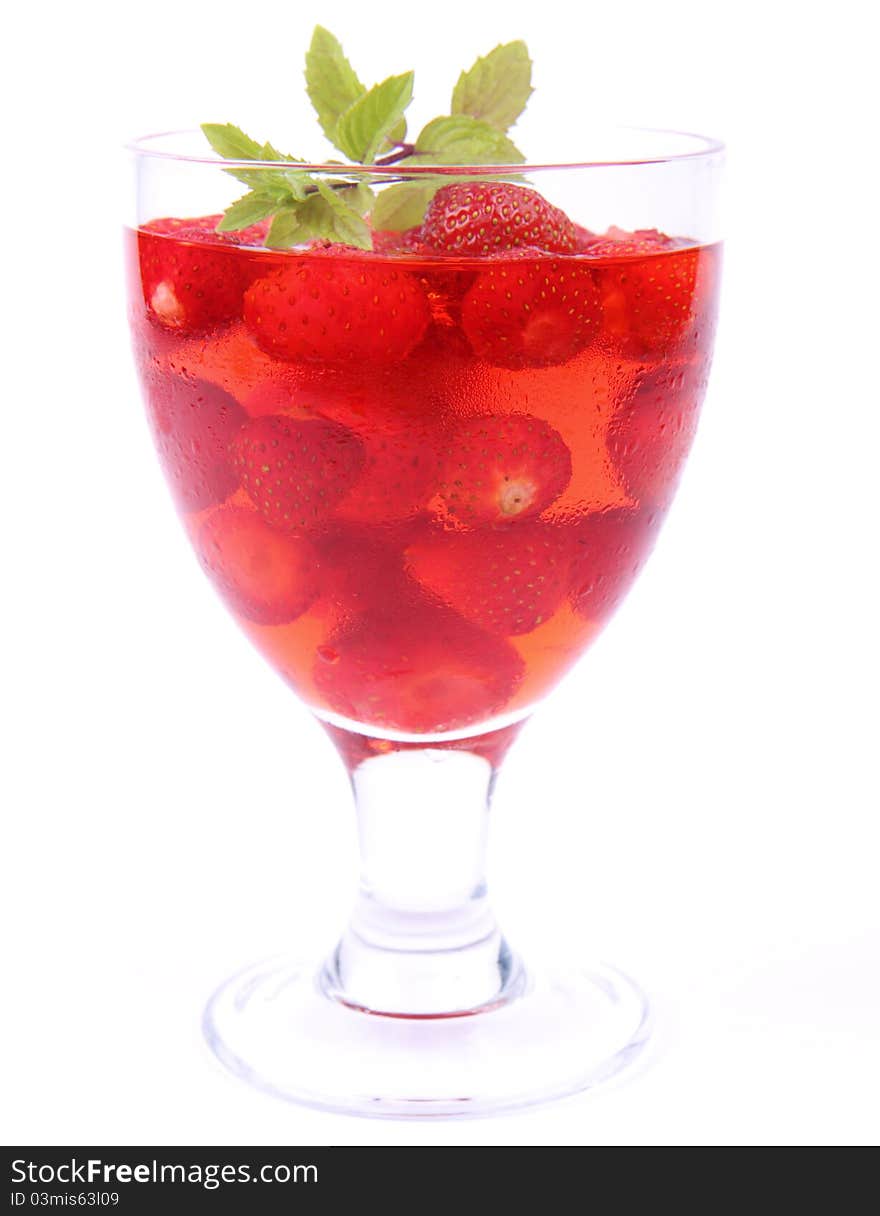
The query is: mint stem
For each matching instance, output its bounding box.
[374,142,416,167]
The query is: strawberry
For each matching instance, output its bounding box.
[588,230,704,356]
[580,227,680,258]
[569,508,660,623]
[142,371,247,512]
[436,413,572,525]
[313,605,525,733]
[321,380,449,525]
[573,223,598,251]
[272,348,427,429]
[333,418,439,524]
[242,251,431,365]
[420,183,576,255]
[240,374,307,419]
[461,257,602,368]
[195,506,320,625]
[230,414,365,532]
[406,521,573,637]
[370,227,427,254]
[368,225,480,331]
[143,214,270,247]
[314,520,417,613]
[607,359,709,506]
[137,217,248,333]
[251,304,479,434]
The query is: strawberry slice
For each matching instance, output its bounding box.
[313,605,525,733]
[437,413,572,525]
[607,359,709,506]
[231,414,365,533]
[406,521,573,637]
[137,217,248,333]
[461,257,602,368]
[568,508,660,623]
[195,506,320,625]
[142,371,247,512]
[243,251,431,364]
[420,183,576,255]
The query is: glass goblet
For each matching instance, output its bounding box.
[126,128,723,1117]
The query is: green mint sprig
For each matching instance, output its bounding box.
[305,25,408,156]
[201,27,532,250]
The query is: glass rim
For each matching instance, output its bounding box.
[125,126,725,174]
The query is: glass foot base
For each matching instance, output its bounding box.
[203,956,650,1119]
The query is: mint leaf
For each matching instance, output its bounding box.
[261,186,374,250]
[335,182,376,215]
[201,123,312,198]
[409,115,524,165]
[314,181,373,248]
[203,115,375,247]
[265,209,304,248]
[228,165,313,198]
[216,193,280,231]
[201,123,266,160]
[201,125,300,173]
[334,72,414,164]
[372,181,442,232]
[305,26,366,146]
[451,42,533,132]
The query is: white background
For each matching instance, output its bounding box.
[2,0,878,1147]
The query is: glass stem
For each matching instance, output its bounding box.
[320,744,524,1017]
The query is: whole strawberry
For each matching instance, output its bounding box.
[588,230,711,356]
[607,358,709,506]
[334,419,440,524]
[313,603,525,733]
[143,215,269,246]
[420,183,576,255]
[195,506,320,625]
[580,227,679,258]
[314,520,417,614]
[436,413,572,525]
[461,258,602,369]
[142,371,247,512]
[406,520,574,636]
[569,508,660,623]
[137,218,247,333]
[231,414,365,532]
[243,253,430,364]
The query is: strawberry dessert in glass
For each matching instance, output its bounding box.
[126,29,722,1117]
